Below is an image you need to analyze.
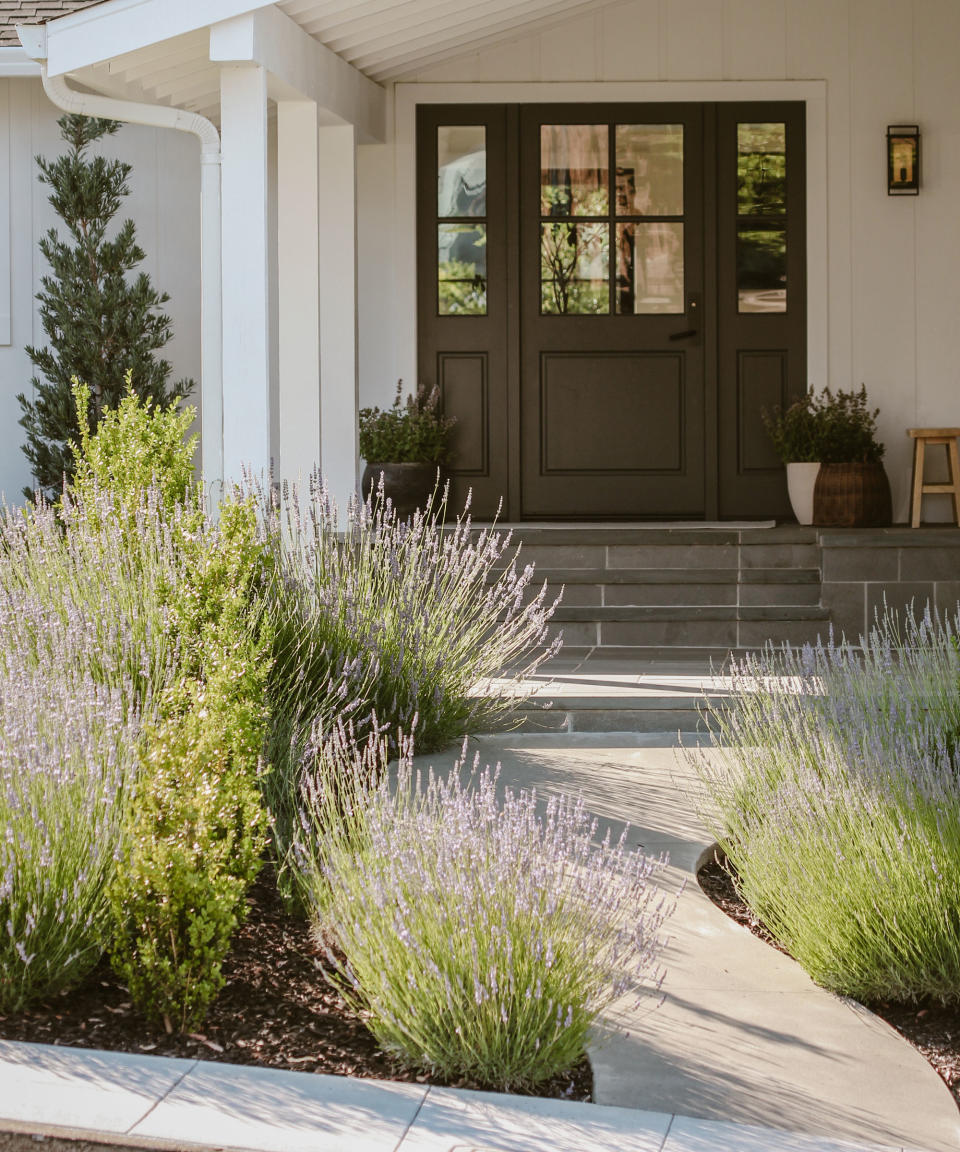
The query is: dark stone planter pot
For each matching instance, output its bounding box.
[361,462,442,520]
[813,462,892,528]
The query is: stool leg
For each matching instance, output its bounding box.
[948,437,960,527]
[911,439,926,528]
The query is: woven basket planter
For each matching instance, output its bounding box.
[813,462,892,528]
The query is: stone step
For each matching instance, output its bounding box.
[550,605,829,623]
[510,694,728,734]
[545,610,832,651]
[515,566,821,585]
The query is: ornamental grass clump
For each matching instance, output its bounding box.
[693,604,960,1005]
[260,475,560,880]
[296,727,671,1091]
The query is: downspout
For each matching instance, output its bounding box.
[17,25,224,502]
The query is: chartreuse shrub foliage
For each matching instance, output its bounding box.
[295,726,671,1091]
[0,381,269,1029]
[79,392,271,1033]
[692,607,960,1005]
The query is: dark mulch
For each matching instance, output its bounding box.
[698,850,960,1110]
[0,870,591,1103]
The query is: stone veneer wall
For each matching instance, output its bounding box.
[820,529,960,644]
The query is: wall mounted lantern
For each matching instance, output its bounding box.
[887,125,920,195]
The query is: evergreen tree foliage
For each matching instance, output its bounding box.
[18,114,192,501]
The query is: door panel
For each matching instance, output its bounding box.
[417,106,509,519]
[519,104,706,519]
[717,103,806,517]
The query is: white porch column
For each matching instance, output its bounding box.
[219,63,270,486]
[277,100,321,489]
[318,124,359,516]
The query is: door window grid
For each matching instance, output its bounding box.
[539,122,685,315]
[437,125,488,316]
[736,122,787,314]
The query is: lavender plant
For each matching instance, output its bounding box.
[260,475,560,880]
[296,727,670,1090]
[693,605,960,1004]
[0,637,139,1012]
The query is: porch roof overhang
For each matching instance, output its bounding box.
[18,0,627,139]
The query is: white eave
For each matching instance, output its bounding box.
[17,0,626,135]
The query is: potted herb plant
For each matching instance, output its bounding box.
[359,381,456,518]
[812,385,891,527]
[763,390,823,525]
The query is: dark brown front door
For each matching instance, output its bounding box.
[416,102,806,521]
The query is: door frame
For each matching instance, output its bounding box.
[394,81,827,517]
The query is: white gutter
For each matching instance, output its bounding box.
[0,47,41,76]
[17,24,224,500]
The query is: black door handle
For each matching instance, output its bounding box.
[670,328,697,341]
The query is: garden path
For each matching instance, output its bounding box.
[463,730,959,1152]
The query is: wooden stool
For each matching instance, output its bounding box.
[908,428,960,527]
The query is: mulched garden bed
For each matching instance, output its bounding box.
[698,850,960,1109]
[0,869,591,1104]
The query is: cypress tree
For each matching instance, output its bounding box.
[18,114,192,501]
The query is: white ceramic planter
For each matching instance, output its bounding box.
[786,461,821,525]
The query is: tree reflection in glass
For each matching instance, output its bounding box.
[540,222,609,314]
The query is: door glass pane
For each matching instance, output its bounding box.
[540,125,609,217]
[737,228,786,312]
[439,224,487,315]
[438,126,486,217]
[738,123,786,215]
[616,223,684,314]
[615,125,684,216]
[541,222,609,314]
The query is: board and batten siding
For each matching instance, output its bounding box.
[357,0,960,523]
[0,77,201,503]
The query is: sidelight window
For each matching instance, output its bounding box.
[736,122,787,313]
[437,125,487,315]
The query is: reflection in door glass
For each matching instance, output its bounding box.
[541,222,609,314]
[616,223,684,314]
[615,125,684,216]
[737,228,786,312]
[540,125,609,217]
[437,126,487,216]
[439,224,487,315]
[737,123,786,215]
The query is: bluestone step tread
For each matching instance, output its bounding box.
[552,605,829,623]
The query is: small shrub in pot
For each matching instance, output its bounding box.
[359,381,456,517]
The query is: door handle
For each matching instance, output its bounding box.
[670,292,701,341]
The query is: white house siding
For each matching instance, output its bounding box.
[356,0,960,523]
[0,76,201,502]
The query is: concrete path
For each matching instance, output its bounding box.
[467,731,958,1152]
[0,1038,941,1152]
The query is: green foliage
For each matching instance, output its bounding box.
[815,385,884,464]
[71,376,197,518]
[359,381,455,465]
[763,384,884,464]
[297,731,669,1092]
[259,480,558,898]
[108,497,270,1033]
[691,608,960,1005]
[18,114,192,502]
[762,390,823,463]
